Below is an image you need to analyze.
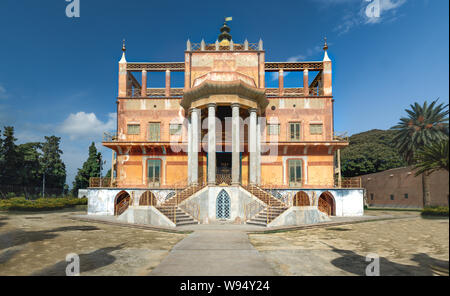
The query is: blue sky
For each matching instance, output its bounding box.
[0,0,448,186]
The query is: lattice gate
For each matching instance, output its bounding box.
[216,189,231,219]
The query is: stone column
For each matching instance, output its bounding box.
[231,103,240,185]
[141,70,147,97]
[165,69,171,97]
[187,112,192,184]
[256,116,261,185]
[191,108,200,184]
[249,108,257,185]
[278,69,284,96]
[207,104,216,185]
[303,69,309,96]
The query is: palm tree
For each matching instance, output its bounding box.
[414,139,449,176]
[391,99,449,207]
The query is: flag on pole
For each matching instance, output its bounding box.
[225,16,232,22]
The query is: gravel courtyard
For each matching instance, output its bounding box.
[249,211,449,276]
[0,209,187,276]
[0,209,448,276]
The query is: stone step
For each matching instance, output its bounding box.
[176,220,198,226]
[246,220,267,226]
[252,216,278,222]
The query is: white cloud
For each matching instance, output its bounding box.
[59,111,116,140]
[326,0,408,35]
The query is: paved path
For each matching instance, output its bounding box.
[149,229,277,276]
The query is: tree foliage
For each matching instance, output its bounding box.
[0,126,67,196]
[414,139,449,176]
[40,136,66,191]
[71,142,102,196]
[391,99,449,165]
[17,142,42,188]
[0,127,21,185]
[391,99,449,207]
[340,129,406,177]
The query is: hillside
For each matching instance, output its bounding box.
[340,129,406,177]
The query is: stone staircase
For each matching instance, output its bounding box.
[155,182,206,226]
[155,206,198,226]
[242,184,289,226]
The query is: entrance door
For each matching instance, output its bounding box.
[216,152,232,185]
[216,189,230,219]
[147,159,161,187]
[288,159,303,187]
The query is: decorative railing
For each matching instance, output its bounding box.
[125,88,184,98]
[333,132,349,142]
[258,177,362,190]
[89,177,114,188]
[265,87,323,97]
[115,196,130,216]
[179,200,201,222]
[244,200,265,221]
[102,130,185,144]
[216,173,232,185]
[189,43,260,51]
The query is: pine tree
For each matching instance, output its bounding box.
[40,136,66,194]
[0,126,21,185]
[17,142,42,188]
[71,142,102,196]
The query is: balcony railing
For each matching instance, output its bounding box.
[103,131,186,143]
[333,132,349,142]
[265,87,323,97]
[89,177,114,188]
[103,132,118,142]
[190,43,260,51]
[125,87,325,98]
[126,88,184,98]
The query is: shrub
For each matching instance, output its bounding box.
[421,206,449,217]
[0,197,88,211]
[6,192,16,199]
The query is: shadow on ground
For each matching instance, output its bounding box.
[328,244,449,276]
[0,217,9,228]
[0,225,99,250]
[31,244,124,276]
[0,248,21,264]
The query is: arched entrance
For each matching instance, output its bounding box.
[114,191,131,216]
[318,191,335,216]
[294,191,310,206]
[216,189,230,219]
[139,191,157,206]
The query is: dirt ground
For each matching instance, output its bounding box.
[0,209,187,275]
[1,209,448,276]
[249,211,449,276]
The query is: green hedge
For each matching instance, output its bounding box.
[0,197,87,211]
[421,206,449,217]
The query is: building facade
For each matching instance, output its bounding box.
[88,23,364,227]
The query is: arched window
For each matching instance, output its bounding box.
[216,190,231,219]
[139,191,157,206]
[294,191,310,206]
[318,192,335,216]
[114,191,130,216]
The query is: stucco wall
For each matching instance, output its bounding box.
[266,188,364,217]
[181,186,264,223]
[361,166,449,208]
